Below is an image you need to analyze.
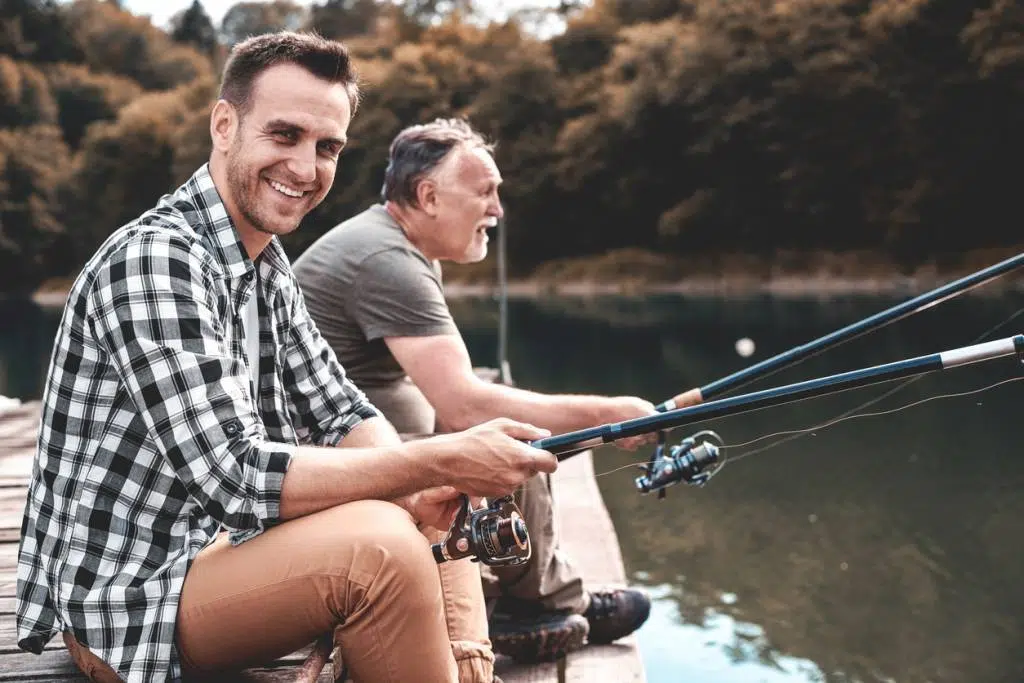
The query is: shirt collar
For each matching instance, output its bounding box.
[161,163,293,282]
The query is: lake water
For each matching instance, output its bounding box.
[4,291,1024,682]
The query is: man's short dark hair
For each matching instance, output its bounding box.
[219,31,359,118]
[382,118,495,207]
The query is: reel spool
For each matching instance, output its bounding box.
[432,495,531,566]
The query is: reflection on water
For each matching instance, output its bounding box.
[4,292,1024,682]
[640,583,824,683]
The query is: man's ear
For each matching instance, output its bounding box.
[210,100,238,153]
[416,179,441,218]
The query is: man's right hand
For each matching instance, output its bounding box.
[436,418,555,497]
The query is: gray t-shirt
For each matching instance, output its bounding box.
[293,204,458,433]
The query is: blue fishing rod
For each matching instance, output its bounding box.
[659,251,1024,411]
[533,334,1024,488]
[533,252,1024,494]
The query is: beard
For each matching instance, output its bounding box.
[225,141,306,237]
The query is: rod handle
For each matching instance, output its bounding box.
[657,387,703,413]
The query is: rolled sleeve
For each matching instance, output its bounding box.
[89,230,291,531]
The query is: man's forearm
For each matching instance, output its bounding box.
[442,381,611,434]
[279,417,442,519]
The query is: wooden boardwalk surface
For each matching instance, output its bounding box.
[0,402,644,682]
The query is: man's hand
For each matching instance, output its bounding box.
[599,396,659,450]
[433,418,555,497]
[395,486,464,530]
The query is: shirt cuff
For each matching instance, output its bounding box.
[229,441,293,546]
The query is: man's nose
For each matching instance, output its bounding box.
[491,198,504,219]
[285,144,318,185]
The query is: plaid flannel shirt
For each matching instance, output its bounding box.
[16,164,380,682]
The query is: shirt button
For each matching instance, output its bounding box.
[225,422,239,435]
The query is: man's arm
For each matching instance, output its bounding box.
[386,333,655,438]
[278,417,554,520]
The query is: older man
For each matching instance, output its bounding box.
[293,118,656,662]
[16,37,549,683]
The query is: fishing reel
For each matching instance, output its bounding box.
[635,429,726,498]
[431,494,531,567]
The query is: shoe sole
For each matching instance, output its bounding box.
[492,617,589,663]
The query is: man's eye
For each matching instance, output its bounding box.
[273,130,297,142]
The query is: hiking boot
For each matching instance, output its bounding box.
[489,610,589,663]
[582,588,651,644]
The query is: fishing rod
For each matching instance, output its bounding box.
[631,251,1024,497]
[658,251,1024,411]
[529,334,1024,494]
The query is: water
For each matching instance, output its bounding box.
[4,292,1024,682]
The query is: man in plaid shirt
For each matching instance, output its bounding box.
[16,31,554,683]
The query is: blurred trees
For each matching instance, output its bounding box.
[220,0,308,46]
[1,0,1023,293]
[170,0,220,59]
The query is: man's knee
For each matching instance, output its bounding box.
[324,500,441,607]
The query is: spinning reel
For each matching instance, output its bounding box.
[432,494,531,567]
[635,429,726,498]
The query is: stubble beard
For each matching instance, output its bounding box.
[225,146,303,238]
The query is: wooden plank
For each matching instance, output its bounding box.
[0,649,337,682]
[493,451,646,683]
[0,649,83,681]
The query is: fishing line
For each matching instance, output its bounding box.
[720,302,1024,461]
[589,374,1024,480]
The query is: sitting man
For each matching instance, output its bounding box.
[293,117,657,662]
[15,33,553,683]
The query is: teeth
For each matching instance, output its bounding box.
[482,217,498,228]
[269,180,303,198]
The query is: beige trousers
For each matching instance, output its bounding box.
[65,500,492,682]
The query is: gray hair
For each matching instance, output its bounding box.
[381,118,495,207]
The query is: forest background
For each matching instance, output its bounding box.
[2,0,1023,296]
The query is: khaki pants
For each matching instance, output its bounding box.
[365,380,589,617]
[65,500,492,682]
[482,473,588,615]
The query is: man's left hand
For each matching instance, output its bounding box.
[601,396,659,450]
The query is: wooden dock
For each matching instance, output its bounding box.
[0,402,644,682]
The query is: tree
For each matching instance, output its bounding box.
[0,125,70,292]
[66,0,213,91]
[45,63,141,148]
[220,1,308,47]
[305,0,381,40]
[0,57,58,128]
[170,0,219,59]
[0,0,82,63]
[58,85,198,266]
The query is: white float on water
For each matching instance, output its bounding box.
[735,337,755,358]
